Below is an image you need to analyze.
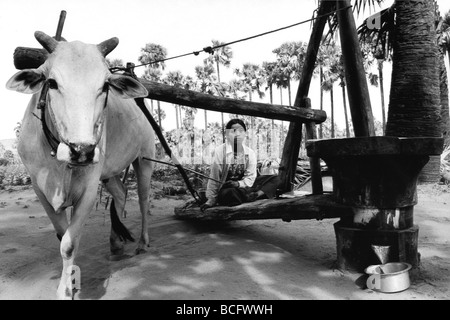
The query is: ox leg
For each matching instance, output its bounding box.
[133,158,154,254]
[33,187,68,239]
[103,176,134,256]
[56,185,97,300]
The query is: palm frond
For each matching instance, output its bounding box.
[357,6,396,59]
[322,0,387,47]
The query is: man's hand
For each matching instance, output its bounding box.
[222,180,239,188]
[200,202,213,212]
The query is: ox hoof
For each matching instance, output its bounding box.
[110,246,124,255]
[135,246,149,255]
[57,286,74,300]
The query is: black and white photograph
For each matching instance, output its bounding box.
[0,0,449,304]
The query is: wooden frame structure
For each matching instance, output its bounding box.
[175,0,374,220]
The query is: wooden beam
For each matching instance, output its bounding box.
[13,47,48,70]
[306,136,445,157]
[304,98,323,195]
[13,47,326,124]
[138,78,327,124]
[174,194,353,222]
[337,0,375,137]
[278,0,334,192]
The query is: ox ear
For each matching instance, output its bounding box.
[107,74,148,99]
[5,69,45,94]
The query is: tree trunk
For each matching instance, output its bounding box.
[378,60,387,135]
[288,79,292,106]
[319,65,324,139]
[157,101,162,130]
[279,87,284,154]
[175,105,179,129]
[270,85,275,158]
[385,0,442,183]
[341,80,350,138]
[440,48,450,147]
[331,86,335,138]
[217,61,226,143]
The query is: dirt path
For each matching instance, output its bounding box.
[0,182,449,300]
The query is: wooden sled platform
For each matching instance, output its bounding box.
[174,192,354,222]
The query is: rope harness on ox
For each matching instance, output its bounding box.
[36,79,110,161]
[37,81,59,155]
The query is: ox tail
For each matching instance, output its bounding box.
[110,200,135,242]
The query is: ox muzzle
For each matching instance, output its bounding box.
[56,142,100,166]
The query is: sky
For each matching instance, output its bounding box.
[1,0,450,140]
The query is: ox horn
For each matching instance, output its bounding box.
[97,37,119,57]
[34,31,59,53]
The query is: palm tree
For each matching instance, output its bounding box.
[438,10,450,148]
[338,55,351,138]
[142,68,163,127]
[355,0,447,183]
[234,63,265,150]
[321,42,341,138]
[316,41,328,139]
[204,40,233,134]
[262,61,278,157]
[385,1,442,183]
[272,41,307,105]
[194,62,217,130]
[106,58,124,68]
[164,71,186,130]
[138,43,168,130]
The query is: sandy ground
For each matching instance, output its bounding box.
[0,178,449,300]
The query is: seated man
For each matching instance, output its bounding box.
[200,118,280,211]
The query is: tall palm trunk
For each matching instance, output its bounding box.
[386,0,441,183]
[269,85,275,157]
[157,101,162,130]
[441,52,450,147]
[216,60,226,143]
[279,87,284,157]
[319,65,324,139]
[378,59,387,134]
[341,78,350,137]
[330,86,335,138]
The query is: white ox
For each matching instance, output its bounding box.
[6,31,155,299]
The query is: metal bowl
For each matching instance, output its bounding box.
[365,262,412,293]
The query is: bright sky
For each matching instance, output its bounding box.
[1,0,450,140]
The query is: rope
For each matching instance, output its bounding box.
[109,5,352,73]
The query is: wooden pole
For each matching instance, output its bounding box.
[55,10,67,41]
[337,0,375,137]
[277,0,334,192]
[304,98,323,195]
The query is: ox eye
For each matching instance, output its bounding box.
[48,79,58,90]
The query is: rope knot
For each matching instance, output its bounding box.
[203,46,214,54]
